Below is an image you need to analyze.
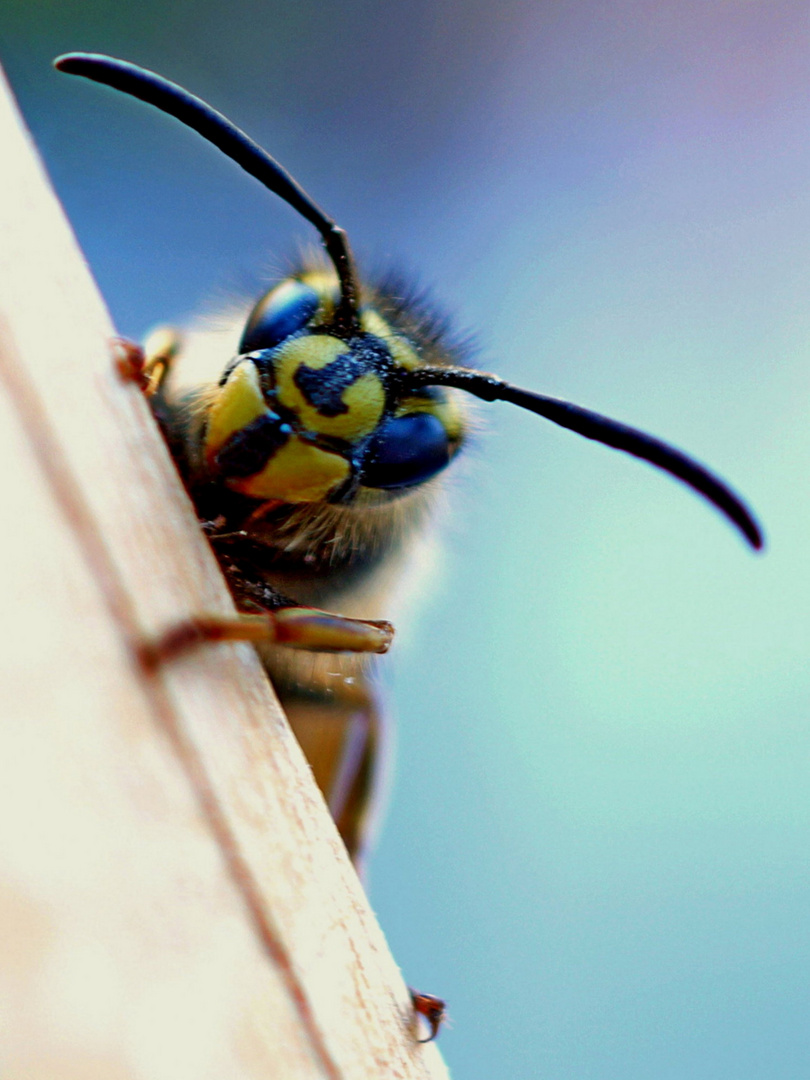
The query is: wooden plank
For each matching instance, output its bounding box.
[0,361,329,1079]
[0,64,449,1080]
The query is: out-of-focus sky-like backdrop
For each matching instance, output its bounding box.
[3,2,809,1076]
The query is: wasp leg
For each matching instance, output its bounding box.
[112,326,181,396]
[274,671,385,865]
[139,608,393,668]
[409,989,448,1043]
[111,337,150,390]
[272,607,394,651]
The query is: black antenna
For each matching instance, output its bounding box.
[54,52,360,337]
[406,365,764,550]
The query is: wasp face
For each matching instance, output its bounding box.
[203,273,465,504]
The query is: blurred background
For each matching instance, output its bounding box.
[3,2,809,1076]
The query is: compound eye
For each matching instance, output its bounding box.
[239,279,320,352]
[362,413,451,490]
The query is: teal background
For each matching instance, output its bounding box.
[3,3,809,1076]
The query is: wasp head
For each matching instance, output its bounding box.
[203,273,465,504]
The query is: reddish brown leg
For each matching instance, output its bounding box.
[111,337,151,391]
[138,608,393,669]
[112,327,180,397]
[410,989,448,1043]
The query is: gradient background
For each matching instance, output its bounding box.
[3,2,809,1077]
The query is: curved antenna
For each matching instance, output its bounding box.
[54,52,360,336]
[406,365,764,550]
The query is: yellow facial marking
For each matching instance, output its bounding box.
[360,309,421,370]
[274,335,386,442]
[232,436,350,502]
[299,270,339,324]
[205,360,267,460]
[298,270,336,291]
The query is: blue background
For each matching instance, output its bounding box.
[4,2,809,1076]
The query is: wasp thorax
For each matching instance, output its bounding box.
[202,280,464,504]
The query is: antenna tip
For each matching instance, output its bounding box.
[54,52,121,77]
[53,53,85,72]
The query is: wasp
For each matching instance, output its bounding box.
[55,52,763,1038]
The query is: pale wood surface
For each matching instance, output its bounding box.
[0,65,450,1080]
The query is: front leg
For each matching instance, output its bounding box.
[138,604,393,669]
[112,327,181,397]
[137,534,393,667]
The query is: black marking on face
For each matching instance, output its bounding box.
[293,351,369,417]
[214,412,291,478]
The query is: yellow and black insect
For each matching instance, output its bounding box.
[55,52,763,879]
